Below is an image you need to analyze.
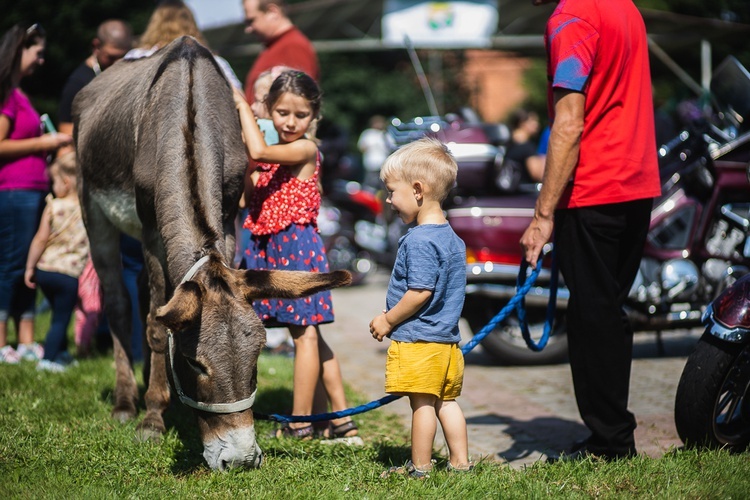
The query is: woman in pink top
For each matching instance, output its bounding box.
[0,23,72,364]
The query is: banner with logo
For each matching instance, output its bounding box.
[382,0,499,48]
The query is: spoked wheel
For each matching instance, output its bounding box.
[675,332,750,451]
[324,233,373,286]
[463,296,568,365]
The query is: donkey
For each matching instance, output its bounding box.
[73,36,351,470]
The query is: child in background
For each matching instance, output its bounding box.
[24,152,89,372]
[74,257,102,358]
[370,137,472,477]
[237,66,288,267]
[233,70,358,439]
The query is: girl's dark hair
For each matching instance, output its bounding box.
[0,23,46,106]
[265,70,322,119]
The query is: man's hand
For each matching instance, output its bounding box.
[520,214,554,269]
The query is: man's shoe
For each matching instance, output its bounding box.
[546,447,600,464]
[547,445,636,464]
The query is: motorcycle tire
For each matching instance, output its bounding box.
[674,331,750,451]
[463,297,568,365]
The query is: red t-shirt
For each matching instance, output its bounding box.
[546,0,661,208]
[244,27,320,101]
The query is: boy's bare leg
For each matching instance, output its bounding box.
[409,393,438,469]
[437,399,470,467]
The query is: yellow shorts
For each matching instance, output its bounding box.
[385,340,464,400]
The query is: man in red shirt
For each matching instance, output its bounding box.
[521,0,661,461]
[242,0,320,102]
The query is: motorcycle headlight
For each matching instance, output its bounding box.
[660,259,699,300]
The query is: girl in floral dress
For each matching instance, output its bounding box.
[233,71,358,439]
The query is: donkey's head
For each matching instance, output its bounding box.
[155,255,351,471]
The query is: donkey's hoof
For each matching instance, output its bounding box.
[134,426,163,443]
[111,409,136,423]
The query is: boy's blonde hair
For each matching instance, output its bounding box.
[380,136,457,202]
[253,65,292,103]
[52,151,77,179]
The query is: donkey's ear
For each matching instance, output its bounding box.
[240,269,352,300]
[156,281,203,331]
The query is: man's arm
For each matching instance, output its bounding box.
[520,89,585,267]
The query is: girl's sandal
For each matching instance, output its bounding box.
[275,424,314,440]
[327,419,359,439]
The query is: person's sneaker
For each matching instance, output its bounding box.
[16,342,44,362]
[37,359,67,373]
[0,345,20,364]
[54,351,78,367]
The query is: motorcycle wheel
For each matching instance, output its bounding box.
[325,233,373,286]
[674,332,750,451]
[463,297,568,365]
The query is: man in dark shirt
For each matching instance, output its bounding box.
[57,19,141,360]
[57,19,132,148]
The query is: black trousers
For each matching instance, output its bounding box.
[555,198,652,458]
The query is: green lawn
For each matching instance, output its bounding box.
[1,311,749,498]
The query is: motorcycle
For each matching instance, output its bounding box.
[447,55,750,365]
[320,110,511,284]
[674,272,750,451]
[673,57,750,451]
[318,178,400,285]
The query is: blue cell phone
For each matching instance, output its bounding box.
[40,114,56,133]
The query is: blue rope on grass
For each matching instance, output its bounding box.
[256,248,557,424]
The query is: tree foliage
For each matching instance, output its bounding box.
[317,50,469,139]
[0,0,154,120]
[3,0,750,140]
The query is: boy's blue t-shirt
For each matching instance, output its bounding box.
[386,223,466,344]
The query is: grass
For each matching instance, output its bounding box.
[2,309,750,498]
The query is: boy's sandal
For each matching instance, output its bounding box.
[446,461,475,473]
[380,460,432,479]
[275,424,314,440]
[326,419,359,439]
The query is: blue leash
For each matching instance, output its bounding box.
[256,248,558,424]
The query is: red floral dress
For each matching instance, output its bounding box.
[243,158,334,326]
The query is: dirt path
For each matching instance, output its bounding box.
[324,271,696,468]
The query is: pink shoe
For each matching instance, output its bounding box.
[16,342,44,362]
[0,345,20,364]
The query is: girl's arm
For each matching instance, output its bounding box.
[232,88,317,168]
[369,289,433,342]
[0,115,72,160]
[24,205,52,289]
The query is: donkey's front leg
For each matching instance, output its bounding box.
[135,244,170,441]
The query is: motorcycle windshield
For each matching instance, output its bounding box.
[710,56,750,133]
